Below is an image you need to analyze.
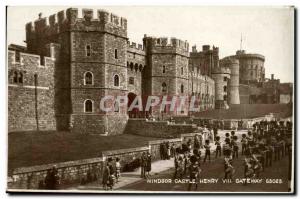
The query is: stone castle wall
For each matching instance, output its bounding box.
[8,49,56,132]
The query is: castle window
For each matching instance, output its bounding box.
[181,84,184,93]
[224,76,227,82]
[162,65,166,73]
[15,51,20,63]
[114,101,119,112]
[223,86,227,92]
[114,49,118,59]
[130,62,134,71]
[114,74,120,87]
[223,95,227,101]
[13,71,18,83]
[129,77,134,85]
[84,71,93,85]
[181,67,184,75]
[139,64,143,72]
[18,72,23,84]
[84,99,93,113]
[40,56,45,66]
[86,45,91,57]
[162,82,167,92]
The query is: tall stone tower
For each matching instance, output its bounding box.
[143,36,189,116]
[220,57,240,105]
[25,8,129,134]
[211,66,231,109]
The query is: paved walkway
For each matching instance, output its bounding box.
[66,158,175,191]
[66,129,248,191]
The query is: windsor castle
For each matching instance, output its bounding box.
[8,8,293,134]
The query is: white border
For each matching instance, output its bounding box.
[2,1,299,199]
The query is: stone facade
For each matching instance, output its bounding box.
[8,45,56,132]
[235,50,265,84]
[8,7,291,134]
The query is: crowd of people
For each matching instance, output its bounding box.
[169,119,292,191]
[42,119,292,191]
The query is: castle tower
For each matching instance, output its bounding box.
[189,45,219,78]
[211,66,231,109]
[235,50,265,84]
[143,36,189,116]
[220,57,240,105]
[25,8,129,134]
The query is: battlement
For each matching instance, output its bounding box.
[8,47,54,68]
[26,8,127,37]
[143,35,189,52]
[190,44,219,54]
[127,41,144,51]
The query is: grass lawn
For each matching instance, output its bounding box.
[8,131,158,172]
[192,103,293,119]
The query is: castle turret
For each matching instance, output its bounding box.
[220,57,240,105]
[143,36,189,116]
[211,66,231,109]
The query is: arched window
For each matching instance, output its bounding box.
[162,82,167,92]
[18,72,23,84]
[139,64,143,72]
[84,72,93,85]
[181,67,184,75]
[162,65,166,73]
[130,62,134,71]
[134,63,139,72]
[181,84,184,93]
[84,99,93,113]
[114,74,120,87]
[86,45,91,57]
[223,95,227,101]
[13,71,18,83]
[223,86,227,92]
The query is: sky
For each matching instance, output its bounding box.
[6,6,294,83]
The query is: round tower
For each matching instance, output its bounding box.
[220,57,240,105]
[211,67,231,109]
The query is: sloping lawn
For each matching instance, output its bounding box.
[8,132,158,172]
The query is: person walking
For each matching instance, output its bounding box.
[215,136,222,158]
[145,152,152,178]
[140,152,147,178]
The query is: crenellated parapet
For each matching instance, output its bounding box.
[127,41,145,56]
[143,35,189,57]
[26,8,128,46]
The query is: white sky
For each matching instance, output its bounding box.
[7,6,294,82]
